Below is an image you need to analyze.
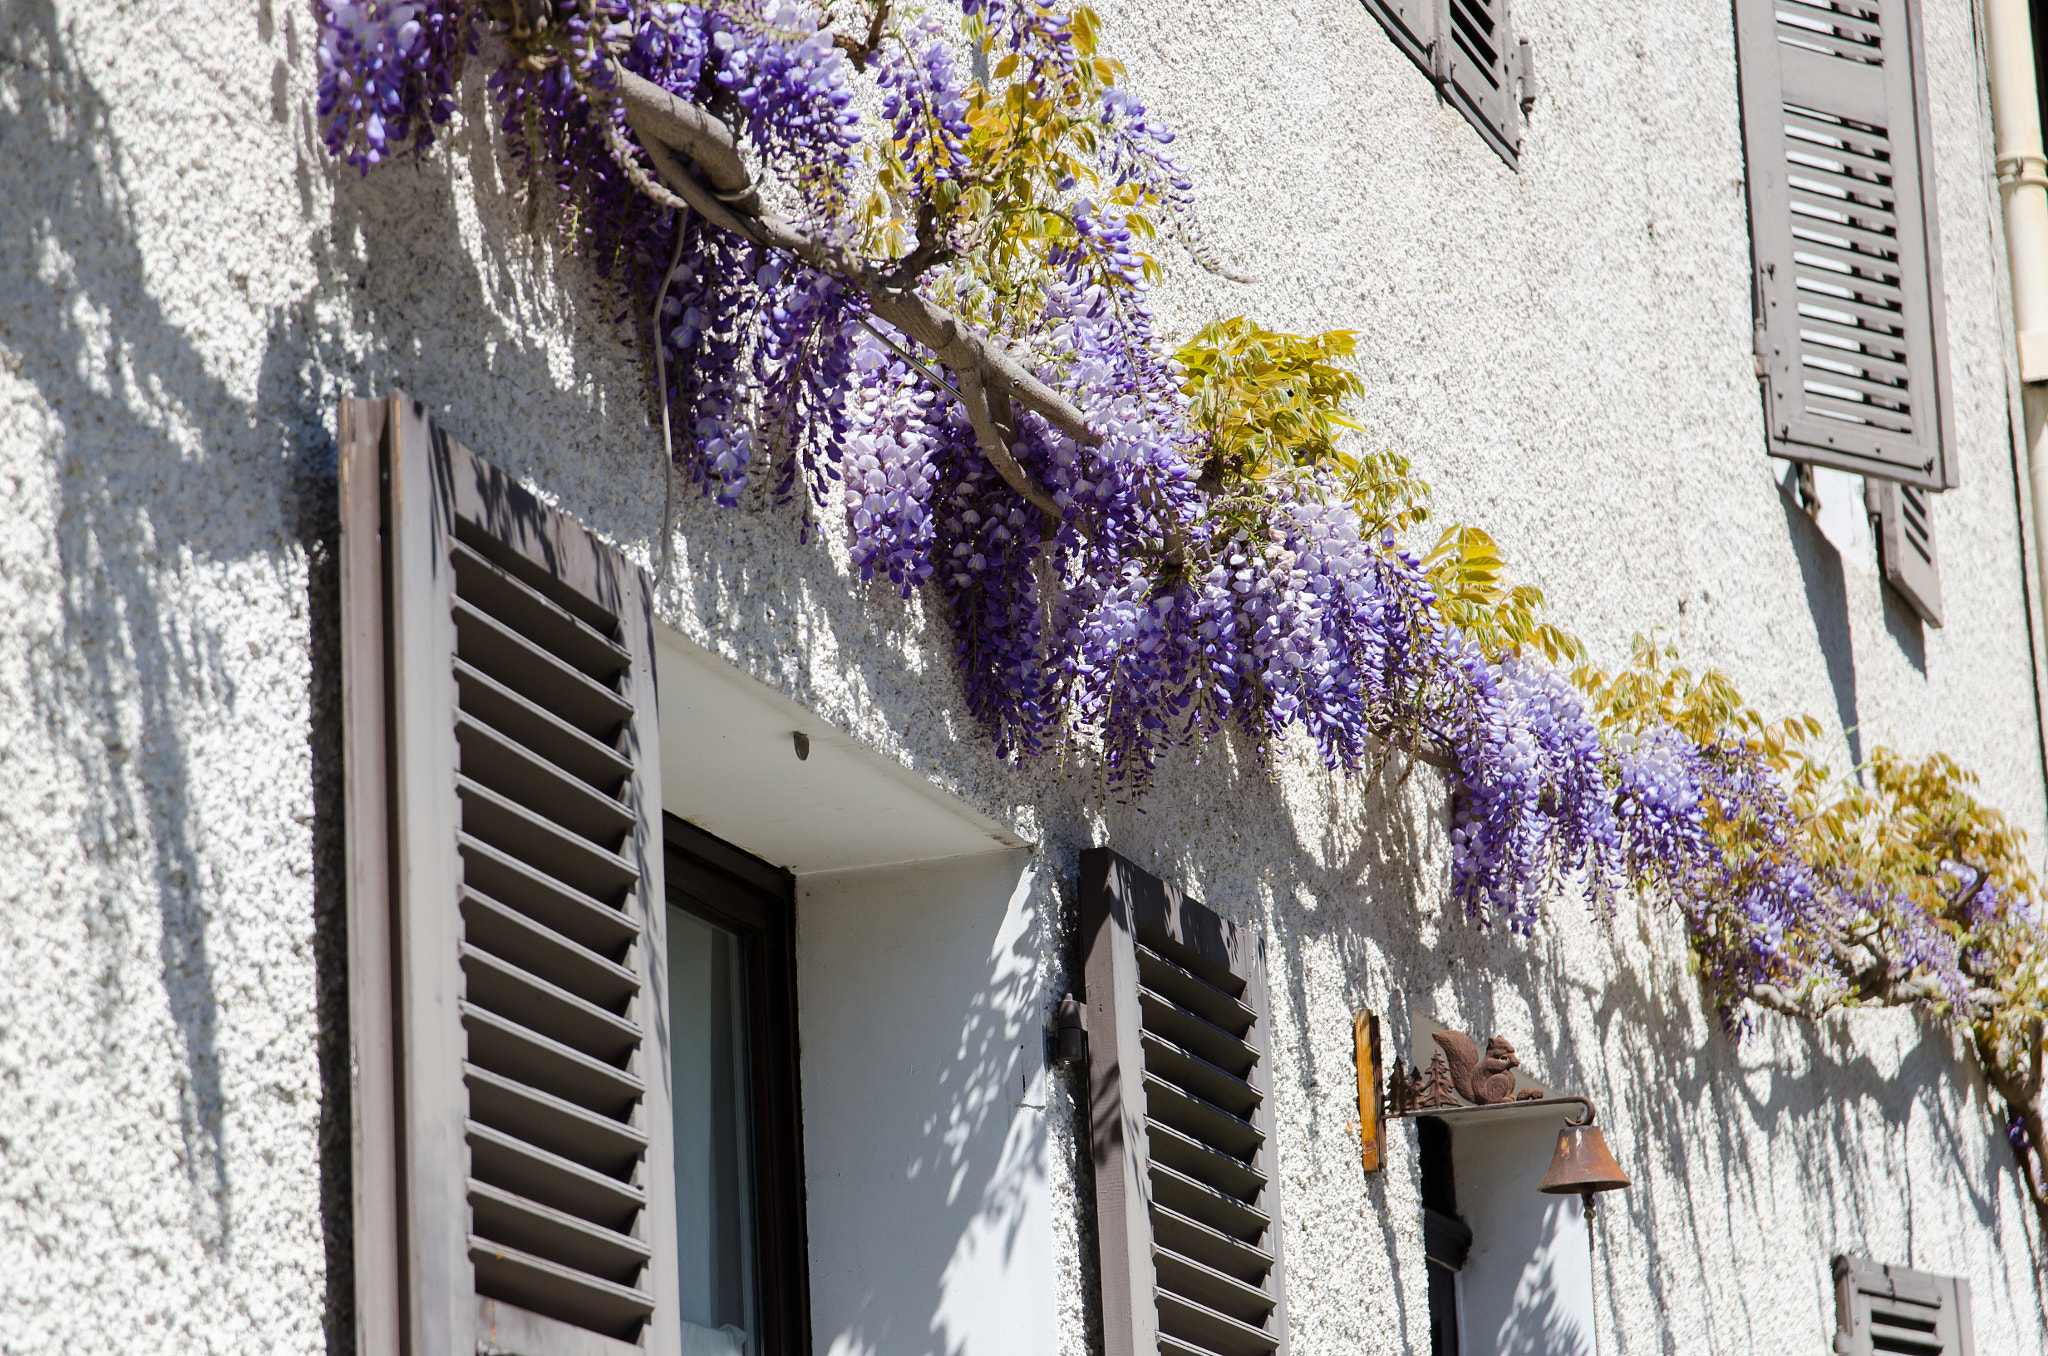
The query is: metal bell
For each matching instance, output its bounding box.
[1538,1123,1631,1217]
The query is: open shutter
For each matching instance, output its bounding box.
[341,393,681,1356]
[1864,477,1944,625]
[1359,0,1530,166]
[1080,848,1287,1356]
[1736,0,1957,488]
[1441,0,1520,161]
[1833,1256,1975,1355]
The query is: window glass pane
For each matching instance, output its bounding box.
[669,905,760,1354]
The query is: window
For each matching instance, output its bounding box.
[1358,0,1536,167]
[1078,847,1289,1356]
[1833,1255,1976,1354]
[664,816,810,1356]
[1735,0,1957,489]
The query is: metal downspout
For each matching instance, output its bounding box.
[1987,1,2048,682]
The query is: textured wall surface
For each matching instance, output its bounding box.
[2,0,2045,1351]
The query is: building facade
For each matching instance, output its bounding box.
[2,0,2046,1352]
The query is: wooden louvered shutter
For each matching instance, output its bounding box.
[1736,0,1957,488]
[1359,0,1529,165]
[1441,0,1520,162]
[1080,848,1287,1356]
[341,393,681,1356]
[1833,1256,1976,1355]
[1864,477,1943,625]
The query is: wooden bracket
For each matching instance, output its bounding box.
[1355,1010,1383,1174]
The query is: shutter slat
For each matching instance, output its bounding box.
[468,1121,645,1229]
[1798,388,1916,432]
[1785,141,1899,196]
[1154,1290,1280,1356]
[1140,990,1259,1077]
[470,1237,656,1340]
[458,776,639,900]
[462,1001,645,1118]
[461,836,641,960]
[1792,359,1909,402]
[464,888,640,1012]
[465,1064,647,1177]
[1792,258,1907,309]
[1154,1250,1277,1327]
[455,660,632,793]
[1785,107,1892,159]
[1780,0,1882,42]
[1792,287,1907,334]
[470,1180,650,1283]
[452,540,632,681]
[1149,1204,1273,1285]
[1138,947,1256,1035]
[1145,1075,1263,1161]
[1141,1032,1262,1118]
[1147,1119,1267,1203]
[1150,1161,1271,1246]
[454,598,633,738]
[1795,316,1910,365]
[1789,196,1902,247]
[461,943,642,1062]
[458,713,636,846]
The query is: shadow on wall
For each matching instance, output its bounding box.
[1779,482,1866,766]
[1,3,356,1347]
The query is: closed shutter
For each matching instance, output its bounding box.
[1833,1255,1975,1355]
[341,393,682,1356]
[1080,848,1288,1356]
[1864,477,1944,625]
[1359,0,1529,166]
[1735,0,1957,489]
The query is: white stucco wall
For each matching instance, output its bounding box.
[3,0,2046,1353]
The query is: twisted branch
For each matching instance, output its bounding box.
[612,66,1088,516]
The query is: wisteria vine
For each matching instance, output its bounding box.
[316,0,2048,1241]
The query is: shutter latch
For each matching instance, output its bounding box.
[1517,38,1537,113]
[1050,992,1088,1066]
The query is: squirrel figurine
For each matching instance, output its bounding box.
[1430,1031,1526,1105]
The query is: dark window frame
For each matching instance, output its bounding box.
[1417,1116,1469,1356]
[662,814,813,1356]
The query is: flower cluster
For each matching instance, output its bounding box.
[878,13,975,195]
[315,0,467,171]
[842,341,947,591]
